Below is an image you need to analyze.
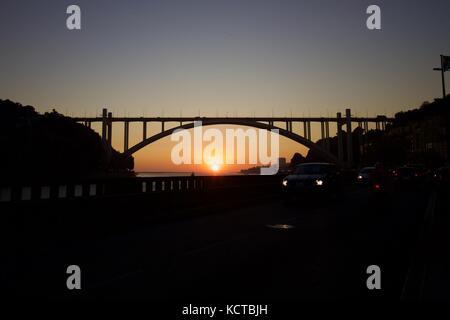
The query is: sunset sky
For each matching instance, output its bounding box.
[1,0,450,172]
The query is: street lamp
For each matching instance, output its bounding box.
[433,55,448,99]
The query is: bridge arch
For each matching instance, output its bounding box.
[123,119,341,165]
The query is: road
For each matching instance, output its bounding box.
[7,184,429,301]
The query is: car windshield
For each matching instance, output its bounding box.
[360,167,374,173]
[294,164,335,175]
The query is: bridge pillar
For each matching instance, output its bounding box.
[320,121,325,141]
[307,121,311,140]
[143,121,147,140]
[325,121,329,138]
[161,121,165,132]
[285,121,293,132]
[124,121,129,151]
[364,121,369,156]
[107,112,112,145]
[358,122,364,158]
[326,122,330,150]
[106,112,113,162]
[346,109,353,167]
[303,122,307,139]
[101,108,107,144]
[337,113,344,164]
[325,121,330,151]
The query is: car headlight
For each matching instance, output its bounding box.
[357,175,363,180]
[315,179,324,186]
[282,180,288,187]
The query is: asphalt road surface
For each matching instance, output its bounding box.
[8,185,429,300]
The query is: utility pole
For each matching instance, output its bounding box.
[434,54,448,99]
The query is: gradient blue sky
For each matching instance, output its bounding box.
[2,0,450,116]
[1,0,450,171]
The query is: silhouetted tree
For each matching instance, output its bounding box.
[0,99,134,181]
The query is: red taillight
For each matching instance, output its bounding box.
[374,184,381,190]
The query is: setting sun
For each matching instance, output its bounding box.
[210,163,221,172]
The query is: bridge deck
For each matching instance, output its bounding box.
[72,116,393,123]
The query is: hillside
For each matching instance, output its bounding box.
[0,99,133,181]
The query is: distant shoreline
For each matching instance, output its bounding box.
[136,172,247,177]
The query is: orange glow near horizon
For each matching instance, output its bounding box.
[210,163,221,172]
[96,123,329,173]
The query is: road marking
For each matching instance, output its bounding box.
[266,224,296,229]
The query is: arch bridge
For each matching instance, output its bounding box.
[73,109,393,168]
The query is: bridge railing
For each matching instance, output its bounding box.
[0,175,284,204]
[0,176,206,203]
